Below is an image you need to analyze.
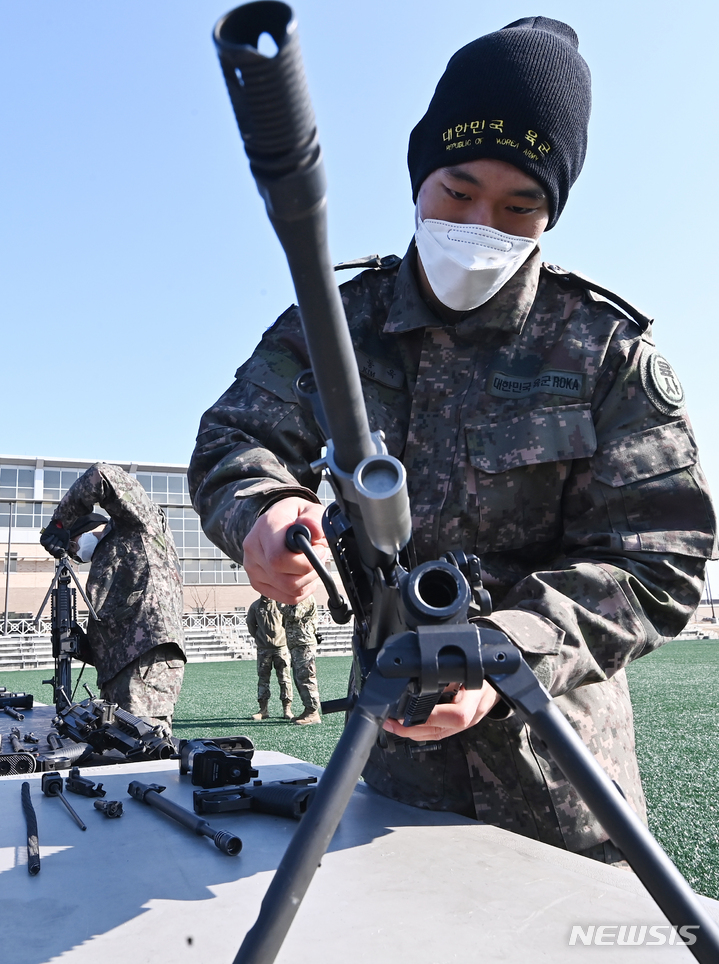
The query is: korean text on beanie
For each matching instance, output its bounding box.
[407,17,591,229]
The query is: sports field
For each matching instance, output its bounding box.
[5,638,718,898]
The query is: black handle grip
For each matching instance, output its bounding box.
[285,523,311,553]
[284,524,352,624]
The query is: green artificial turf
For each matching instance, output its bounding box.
[626,639,719,899]
[4,641,718,897]
[171,656,352,763]
[0,658,352,767]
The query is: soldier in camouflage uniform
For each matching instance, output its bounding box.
[246,595,294,719]
[189,19,716,862]
[278,596,321,725]
[40,463,186,732]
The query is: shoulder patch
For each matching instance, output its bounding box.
[640,350,685,415]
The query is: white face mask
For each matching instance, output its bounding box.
[76,532,99,563]
[414,215,537,312]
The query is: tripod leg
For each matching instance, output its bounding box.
[490,660,719,964]
[60,557,99,621]
[233,671,407,964]
[34,567,61,628]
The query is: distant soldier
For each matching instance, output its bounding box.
[279,596,320,725]
[246,595,293,720]
[40,462,186,734]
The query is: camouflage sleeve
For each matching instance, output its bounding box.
[188,307,324,563]
[52,463,159,533]
[293,596,318,624]
[486,337,717,697]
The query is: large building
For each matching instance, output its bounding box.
[0,454,334,620]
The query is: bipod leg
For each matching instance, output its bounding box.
[56,556,99,621]
[489,658,719,964]
[233,670,408,964]
[34,563,63,628]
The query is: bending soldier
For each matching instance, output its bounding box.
[278,596,321,725]
[40,463,186,733]
[246,595,294,720]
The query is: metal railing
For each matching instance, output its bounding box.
[1,607,351,638]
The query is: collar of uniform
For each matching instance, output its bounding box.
[383,241,542,338]
[382,243,438,334]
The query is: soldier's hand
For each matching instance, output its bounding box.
[243,498,327,604]
[382,681,501,742]
[40,520,70,558]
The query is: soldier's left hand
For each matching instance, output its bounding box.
[40,519,70,558]
[382,681,501,742]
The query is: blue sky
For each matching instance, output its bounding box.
[2,1,717,573]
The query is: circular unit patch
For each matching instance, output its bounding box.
[640,350,685,415]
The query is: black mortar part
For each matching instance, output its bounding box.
[94,799,124,818]
[41,771,87,830]
[66,767,106,798]
[128,780,241,855]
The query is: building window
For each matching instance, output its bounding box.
[166,507,223,559]
[0,465,35,500]
[0,552,18,574]
[182,559,249,585]
[43,469,84,501]
[0,502,53,528]
[136,472,190,506]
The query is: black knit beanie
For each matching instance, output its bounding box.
[407,17,591,229]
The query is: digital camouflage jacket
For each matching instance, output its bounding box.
[278,596,318,649]
[51,463,185,686]
[189,246,716,853]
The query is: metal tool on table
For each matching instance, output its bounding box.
[21,782,41,876]
[177,736,256,788]
[42,771,87,831]
[94,799,124,818]
[193,776,317,819]
[128,780,242,855]
[0,691,33,711]
[65,767,106,798]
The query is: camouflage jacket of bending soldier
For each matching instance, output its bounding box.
[51,463,186,686]
[246,596,287,650]
[189,245,716,853]
[278,596,318,649]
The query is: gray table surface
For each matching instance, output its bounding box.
[2,752,717,963]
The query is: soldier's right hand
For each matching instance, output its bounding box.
[40,520,70,558]
[243,498,327,604]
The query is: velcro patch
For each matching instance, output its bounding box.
[640,351,685,415]
[487,369,585,400]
